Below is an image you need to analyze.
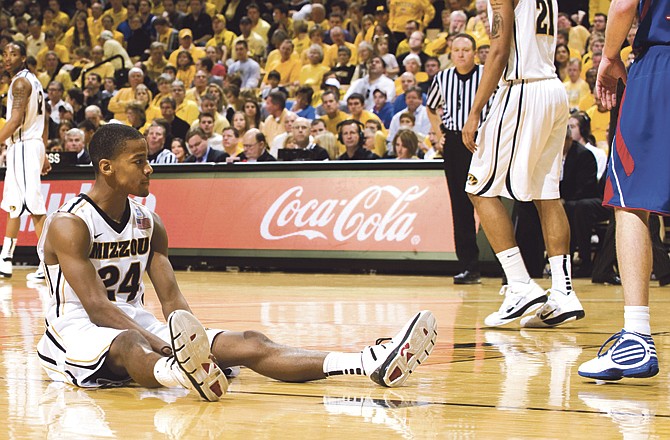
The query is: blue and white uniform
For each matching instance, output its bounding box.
[604,0,670,214]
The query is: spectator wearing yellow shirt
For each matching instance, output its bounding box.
[206,15,236,57]
[395,20,421,58]
[563,59,591,111]
[586,99,611,144]
[388,0,434,42]
[175,51,197,88]
[47,0,70,29]
[262,91,293,143]
[37,52,73,92]
[36,31,69,71]
[78,46,116,88]
[171,80,200,125]
[63,12,95,52]
[556,29,582,60]
[557,13,590,55]
[301,25,331,65]
[102,0,128,31]
[232,17,266,61]
[247,3,271,44]
[320,90,350,136]
[300,45,330,96]
[168,29,206,67]
[143,43,169,82]
[108,68,147,123]
[87,2,106,40]
[578,68,597,111]
[324,27,357,68]
[263,40,302,95]
[292,20,311,58]
[101,15,126,45]
[347,93,383,127]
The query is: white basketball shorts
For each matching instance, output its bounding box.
[37,303,224,388]
[1,139,47,218]
[466,78,569,201]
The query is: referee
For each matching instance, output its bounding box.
[427,33,492,285]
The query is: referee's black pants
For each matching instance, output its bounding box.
[442,129,480,273]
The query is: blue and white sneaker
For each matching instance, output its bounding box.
[578,330,659,381]
[484,281,548,327]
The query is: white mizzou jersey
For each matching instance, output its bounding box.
[490,0,558,82]
[6,68,46,143]
[38,194,154,320]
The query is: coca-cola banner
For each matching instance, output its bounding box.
[0,173,460,256]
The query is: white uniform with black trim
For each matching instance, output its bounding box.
[466,0,569,201]
[36,195,222,387]
[1,68,47,218]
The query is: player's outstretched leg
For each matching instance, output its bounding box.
[168,310,228,401]
[360,310,438,387]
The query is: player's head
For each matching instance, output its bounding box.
[89,124,152,196]
[3,41,27,74]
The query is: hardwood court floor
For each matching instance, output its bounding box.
[2,269,670,439]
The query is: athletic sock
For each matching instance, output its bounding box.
[548,255,573,294]
[153,356,191,389]
[323,352,365,377]
[1,237,16,259]
[624,306,651,335]
[496,247,531,284]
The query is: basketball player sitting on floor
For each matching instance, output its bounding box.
[36,124,438,401]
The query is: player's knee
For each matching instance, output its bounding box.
[242,330,273,349]
[110,329,148,357]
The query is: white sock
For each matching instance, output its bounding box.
[624,306,651,335]
[323,352,365,377]
[548,255,573,294]
[1,237,16,259]
[496,247,531,284]
[153,357,190,388]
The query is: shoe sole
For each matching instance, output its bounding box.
[578,361,659,381]
[0,271,12,278]
[521,309,586,328]
[168,310,228,401]
[484,294,547,327]
[370,310,438,388]
[454,279,481,285]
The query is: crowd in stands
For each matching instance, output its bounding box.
[0,0,623,165]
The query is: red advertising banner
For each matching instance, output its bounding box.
[0,172,458,255]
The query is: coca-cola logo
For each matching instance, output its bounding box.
[260,185,429,242]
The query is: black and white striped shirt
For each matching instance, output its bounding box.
[426,65,492,131]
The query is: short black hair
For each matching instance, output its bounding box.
[452,33,477,50]
[89,124,145,174]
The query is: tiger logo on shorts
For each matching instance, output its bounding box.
[467,174,478,186]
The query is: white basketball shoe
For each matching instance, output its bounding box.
[520,289,585,328]
[168,310,228,401]
[0,257,12,278]
[362,310,437,387]
[484,281,548,327]
[26,267,46,282]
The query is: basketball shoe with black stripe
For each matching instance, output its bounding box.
[361,310,437,387]
[168,310,228,401]
[0,257,11,278]
[578,330,659,381]
[520,289,585,328]
[484,281,548,327]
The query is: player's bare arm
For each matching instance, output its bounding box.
[462,0,514,152]
[147,211,192,320]
[597,0,640,109]
[44,213,170,353]
[0,77,30,145]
